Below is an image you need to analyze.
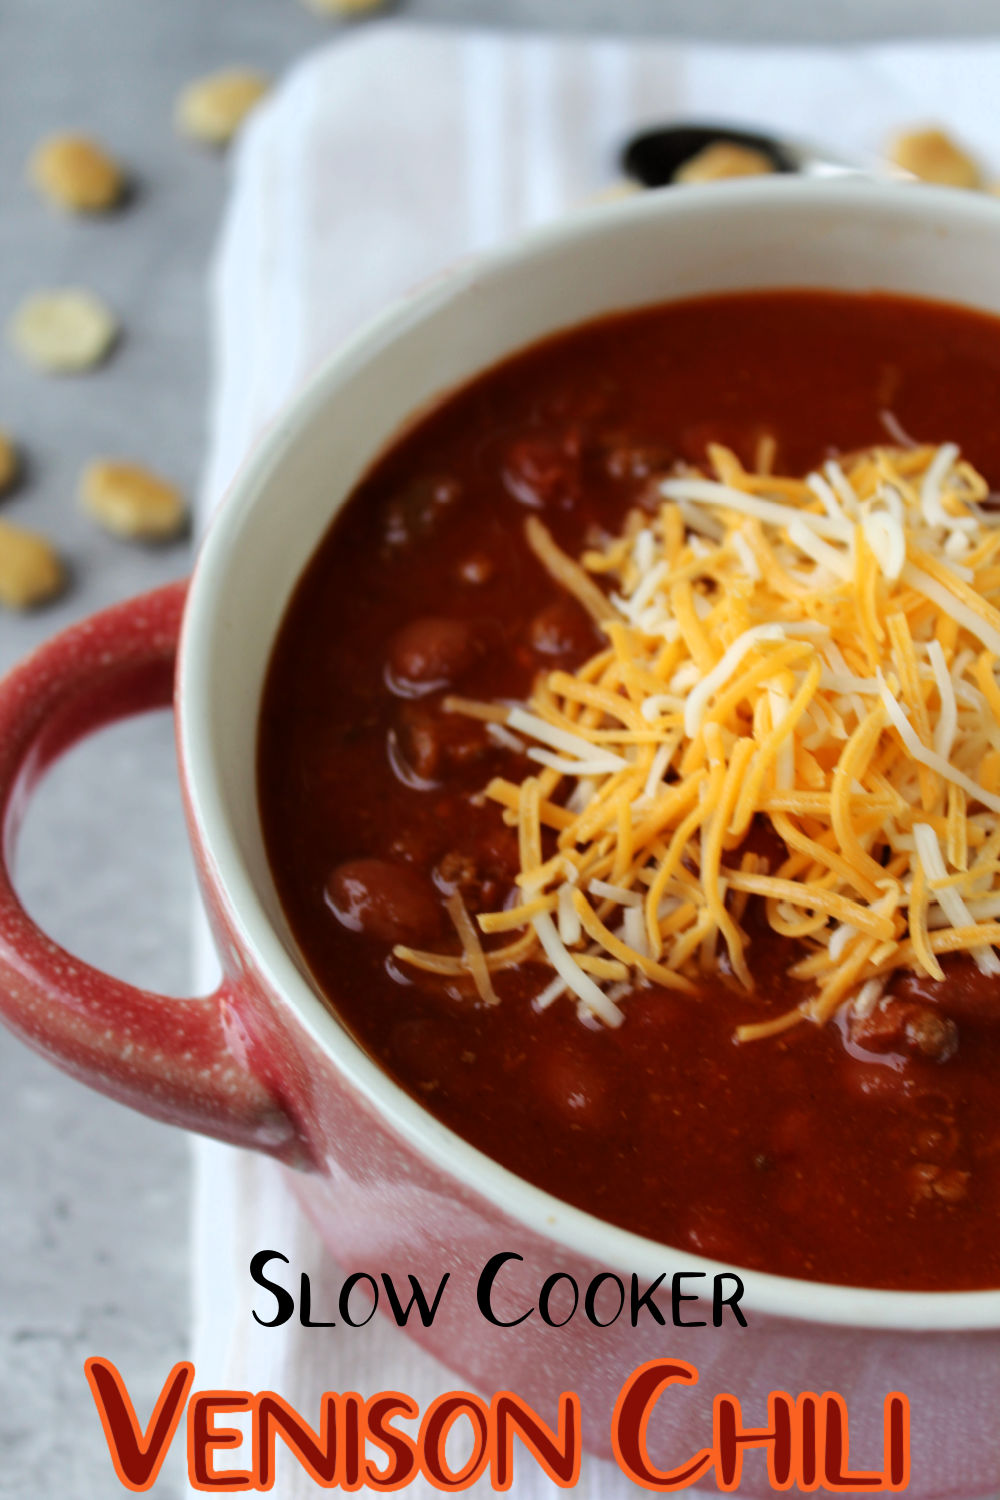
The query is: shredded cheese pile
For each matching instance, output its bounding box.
[396,440,1000,1039]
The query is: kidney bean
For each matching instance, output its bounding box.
[387,617,479,691]
[849,998,958,1064]
[502,435,579,510]
[326,858,443,946]
[399,706,491,782]
[528,599,600,660]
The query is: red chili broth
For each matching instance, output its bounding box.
[258,291,1000,1290]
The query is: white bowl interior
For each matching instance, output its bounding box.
[181,179,1000,1328]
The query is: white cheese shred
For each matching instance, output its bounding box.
[395,439,1000,1037]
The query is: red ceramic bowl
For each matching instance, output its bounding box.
[3,181,1000,1495]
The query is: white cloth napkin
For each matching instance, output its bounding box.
[193,23,1000,1496]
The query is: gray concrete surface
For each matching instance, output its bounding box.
[1,1,998,1495]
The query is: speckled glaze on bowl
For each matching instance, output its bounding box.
[3,181,1000,1495]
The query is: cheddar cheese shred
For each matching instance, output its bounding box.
[396,441,1000,1037]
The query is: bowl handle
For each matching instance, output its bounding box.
[0,581,307,1165]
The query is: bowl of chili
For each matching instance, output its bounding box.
[3,178,1000,1492]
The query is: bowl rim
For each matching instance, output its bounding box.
[180,175,1000,1332]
